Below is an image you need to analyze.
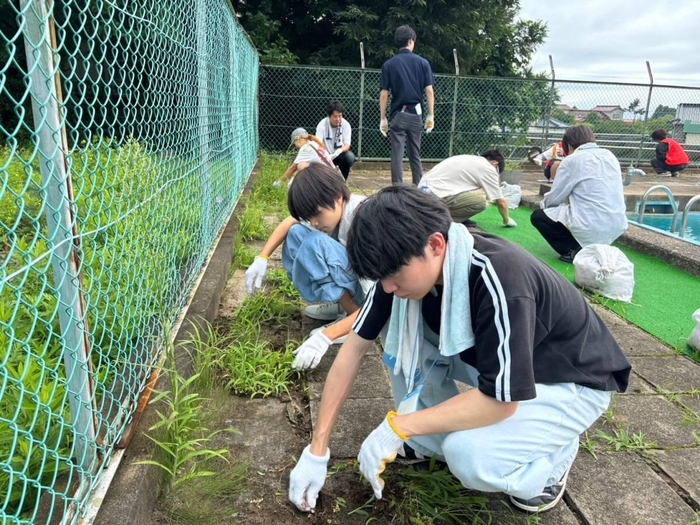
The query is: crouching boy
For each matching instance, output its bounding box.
[245,164,366,370]
[289,186,631,514]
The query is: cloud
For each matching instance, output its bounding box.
[519,0,700,86]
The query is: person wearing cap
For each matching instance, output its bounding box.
[278,128,339,186]
[316,100,356,181]
[380,25,435,185]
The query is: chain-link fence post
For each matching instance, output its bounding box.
[636,61,654,166]
[448,49,459,157]
[543,55,555,148]
[20,0,97,471]
[357,42,365,160]
[196,0,212,239]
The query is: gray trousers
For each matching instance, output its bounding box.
[390,112,423,185]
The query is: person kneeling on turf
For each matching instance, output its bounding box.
[288,186,631,514]
[245,164,367,370]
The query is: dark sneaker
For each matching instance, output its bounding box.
[558,249,579,264]
[670,172,679,178]
[462,219,478,227]
[510,465,571,513]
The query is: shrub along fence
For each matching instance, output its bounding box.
[0,1,258,523]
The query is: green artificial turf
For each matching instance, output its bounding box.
[475,205,700,352]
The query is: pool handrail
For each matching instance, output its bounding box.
[637,185,680,233]
[678,195,700,238]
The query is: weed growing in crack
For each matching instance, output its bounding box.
[136,339,234,493]
[596,428,657,452]
[580,431,599,459]
[161,458,249,524]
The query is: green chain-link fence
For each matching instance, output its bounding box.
[260,64,700,167]
[0,0,258,522]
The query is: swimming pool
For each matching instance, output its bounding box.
[627,212,700,245]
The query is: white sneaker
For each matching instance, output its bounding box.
[304,302,344,321]
[310,322,348,344]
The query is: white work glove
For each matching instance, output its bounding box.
[424,115,434,133]
[330,148,343,160]
[244,256,268,295]
[358,412,407,500]
[289,445,330,512]
[272,180,282,188]
[533,156,543,166]
[292,332,332,370]
[380,119,389,138]
[504,218,517,228]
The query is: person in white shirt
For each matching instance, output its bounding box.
[417,150,516,228]
[315,100,356,181]
[278,128,337,186]
[531,126,628,263]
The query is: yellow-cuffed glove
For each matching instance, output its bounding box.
[357,411,407,499]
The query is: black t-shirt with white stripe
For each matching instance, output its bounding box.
[353,233,631,402]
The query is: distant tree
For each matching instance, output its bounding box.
[585,112,602,126]
[627,98,645,122]
[651,104,676,120]
[551,108,575,125]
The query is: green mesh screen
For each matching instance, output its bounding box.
[0,0,258,522]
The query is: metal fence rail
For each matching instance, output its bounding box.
[0,1,258,523]
[259,64,700,167]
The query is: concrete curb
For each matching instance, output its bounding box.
[93,166,258,525]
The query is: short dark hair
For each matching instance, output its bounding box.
[394,25,416,48]
[326,100,345,117]
[287,165,350,221]
[346,186,451,281]
[481,149,505,173]
[651,129,667,141]
[562,125,596,152]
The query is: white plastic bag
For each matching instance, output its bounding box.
[573,245,635,302]
[688,308,700,352]
[500,181,521,209]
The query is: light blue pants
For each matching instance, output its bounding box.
[282,224,365,305]
[386,324,611,499]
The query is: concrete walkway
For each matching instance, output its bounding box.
[334,166,700,525]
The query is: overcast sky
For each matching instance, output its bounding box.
[519,0,700,87]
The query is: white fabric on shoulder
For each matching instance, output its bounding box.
[383,223,476,391]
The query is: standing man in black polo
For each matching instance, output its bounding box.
[380,25,435,185]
